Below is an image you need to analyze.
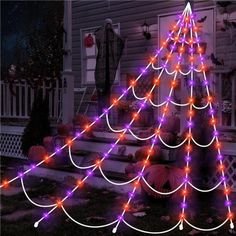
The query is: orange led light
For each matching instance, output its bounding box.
[179,47,184,53]
[224,188,231,195]
[154,78,160,86]
[146,93,152,99]
[148,149,153,155]
[163,107,168,114]
[186,133,192,140]
[188,110,194,117]
[155,129,161,135]
[197,47,203,54]
[185,166,191,174]
[185,16,190,23]
[123,203,130,211]
[171,80,177,88]
[189,97,194,104]
[2,180,9,189]
[44,155,50,163]
[185,145,192,152]
[173,24,178,31]
[67,139,73,147]
[85,125,90,131]
[167,53,172,60]
[180,213,185,220]
[113,98,118,105]
[175,64,180,71]
[210,118,216,126]
[189,56,194,62]
[215,142,221,149]
[182,189,188,196]
[183,28,188,33]
[218,164,225,171]
[119,133,125,140]
[134,180,140,187]
[56,200,63,208]
[162,41,167,48]
[188,39,194,45]
[200,65,206,72]
[174,36,179,42]
[77,180,84,188]
[130,80,136,87]
[96,159,101,167]
[132,112,139,120]
[144,159,150,166]
[150,57,156,63]
[228,212,234,220]
[193,26,198,32]
[207,96,213,103]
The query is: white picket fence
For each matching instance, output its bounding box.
[0,79,63,119]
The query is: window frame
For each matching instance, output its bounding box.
[80,23,121,86]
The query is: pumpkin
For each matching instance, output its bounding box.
[57,123,72,136]
[135,145,162,163]
[161,115,180,134]
[43,136,54,153]
[28,145,47,163]
[141,164,185,199]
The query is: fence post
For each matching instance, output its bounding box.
[62,0,74,123]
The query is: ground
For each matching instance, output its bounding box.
[1,157,236,236]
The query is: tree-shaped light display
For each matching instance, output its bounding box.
[1,2,234,234]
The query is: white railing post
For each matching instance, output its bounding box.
[62,0,74,124]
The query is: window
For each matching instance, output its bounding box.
[215,71,236,130]
[81,24,120,85]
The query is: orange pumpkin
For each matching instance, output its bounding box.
[28,145,47,163]
[141,164,185,199]
[43,136,54,153]
[57,123,72,136]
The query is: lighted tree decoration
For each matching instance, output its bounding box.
[1,3,234,234]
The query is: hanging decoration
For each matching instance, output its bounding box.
[1,2,235,235]
[84,33,94,48]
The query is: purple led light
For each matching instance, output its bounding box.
[187,121,193,128]
[159,117,165,123]
[104,153,109,158]
[55,147,61,154]
[76,132,81,137]
[189,48,194,53]
[95,116,100,121]
[200,56,204,61]
[195,37,200,43]
[18,172,24,178]
[125,124,131,129]
[162,63,167,69]
[166,96,171,102]
[221,176,226,182]
[181,202,187,209]
[171,45,176,51]
[190,65,194,71]
[138,171,143,177]
[217,154,223,161]
[129,192,134,199]
[111,143,116,148]
[180,23,184,27]
[185,155,191,162]
[103,108,108,114]
[225,200,232,207]
[188,23,192,28]
[213,130,219,137]
[141,102,146,108]
[141,68,147,74]
[87,170,93,176]
[122,89,128,94]
[156,49,161,55]
[183,177,189,183]
[177,56,182,62]
[203,80,209,86]
[209,108,215,115]
[189,80,194,86]
[118,215,124,221]
[30,164,36,169]
[67,190,73,197]
[43,212,49,219]
[178,14,183,19]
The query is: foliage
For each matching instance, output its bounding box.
[21,89,51,155]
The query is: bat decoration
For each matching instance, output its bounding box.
[210,53,224,66]
[197,16,207,23]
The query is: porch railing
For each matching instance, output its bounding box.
[0,78,63,120]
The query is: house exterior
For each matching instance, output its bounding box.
[1,0,236,190]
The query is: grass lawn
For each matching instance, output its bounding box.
[1,158,236,236]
